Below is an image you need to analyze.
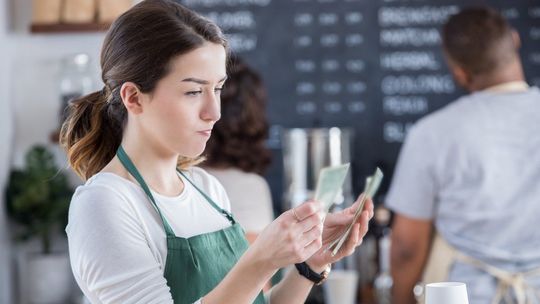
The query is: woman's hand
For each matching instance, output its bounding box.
[306,194,374,272]
[250,200,324,271]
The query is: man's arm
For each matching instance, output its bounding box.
[390,214,433,304]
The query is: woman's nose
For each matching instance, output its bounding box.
[201,92,221,122]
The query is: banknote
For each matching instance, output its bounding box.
[314,163,350,213]
[328,167,383,256]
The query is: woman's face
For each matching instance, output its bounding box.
[139,42,227,158]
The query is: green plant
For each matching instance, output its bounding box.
[5,145,73,254]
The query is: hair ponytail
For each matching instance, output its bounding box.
[60,89,124,180]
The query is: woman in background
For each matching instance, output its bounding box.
[204,56,274,244]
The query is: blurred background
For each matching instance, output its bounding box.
[0,0,539,303]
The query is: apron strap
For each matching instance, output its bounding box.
[427,232,540,304]
[454,251,540,304]
[116,146,176,236]
[178,170,236,225]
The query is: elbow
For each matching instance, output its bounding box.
[391,235,421,266]
[389,215,433,267]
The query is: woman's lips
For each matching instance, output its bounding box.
[197,130,212,137]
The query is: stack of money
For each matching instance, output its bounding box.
[314,163,350,213]
[327,167,383,256]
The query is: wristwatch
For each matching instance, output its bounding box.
[294,262,331,285]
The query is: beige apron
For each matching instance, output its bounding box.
[419,232,540,304]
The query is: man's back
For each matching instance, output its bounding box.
[387,86,540,270]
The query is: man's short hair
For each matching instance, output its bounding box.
[442,7,517,76]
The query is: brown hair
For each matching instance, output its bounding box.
[203,56,271,175]
[442,7,516,76]
[60,0,227,180]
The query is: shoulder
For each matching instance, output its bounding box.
[68,173,144,225]
[206,168,269,189]
[72,172,142,203]
[406,94,478,145]
[183,166,224,191]
[66,173,151,238]
[415,95,473,131]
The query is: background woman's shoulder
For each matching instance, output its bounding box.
[183,166,231,211]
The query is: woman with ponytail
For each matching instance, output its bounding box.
[62,1,373,303]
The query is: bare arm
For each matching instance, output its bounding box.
[245,232,272,292]
[390,214,433,304]
[266,264,320,304]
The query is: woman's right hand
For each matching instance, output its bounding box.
[250,200,324,270]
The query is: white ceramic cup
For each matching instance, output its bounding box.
[323,269,359,304]
[425,282,469,304]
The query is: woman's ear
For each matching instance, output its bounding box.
[120,82,144,114]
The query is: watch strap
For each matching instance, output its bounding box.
[294,262,328,285]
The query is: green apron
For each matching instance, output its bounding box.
[116,147,266,304]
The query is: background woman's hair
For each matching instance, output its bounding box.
[60,0,227,180]
[203,56,271,175]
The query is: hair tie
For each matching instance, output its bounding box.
[101,86,112,104]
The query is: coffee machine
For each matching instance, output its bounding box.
[281,127,354,211]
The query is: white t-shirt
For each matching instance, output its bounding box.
[386,86,540,301]
[205,168,274,233]
[66,167,232,304]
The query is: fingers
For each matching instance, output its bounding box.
[290,200,320,222]
[327,195,374,227]
[301,221,323,243]
[303,234,323,258]
[347,193,365,215]
[288,219,323,262]
[359,210,370,237]
[296,211,324,232]
[288,200,324,233]
[297,213,324,256]
[334,210,370,259]
[337,222,365,258]
[352,212,370,246]
[347,194,373,216]
[349,209,370,237]
[344,223,361,256]
[323,209,353,226]
[281,201,324,262]
[365,199,374,219]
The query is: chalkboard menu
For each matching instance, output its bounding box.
[179,0,540,211]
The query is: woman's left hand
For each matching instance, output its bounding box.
[305,194,374,272]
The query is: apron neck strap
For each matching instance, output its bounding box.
[178,170,236,224]
[116,146,176,236]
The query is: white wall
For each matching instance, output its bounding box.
[10,33,104,167]
[9,0,105,167]
[2,0,106,303]
[0,0,14,301]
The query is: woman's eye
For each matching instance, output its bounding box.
[185,90,202,96]
[214,87,223,94]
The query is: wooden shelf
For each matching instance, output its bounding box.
[30,22,111,33]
